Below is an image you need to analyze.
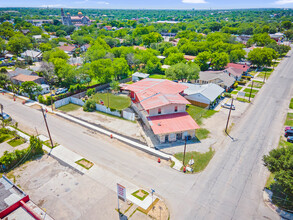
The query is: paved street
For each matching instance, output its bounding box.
[1,49,293,219]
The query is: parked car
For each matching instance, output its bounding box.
[287,136,293,143]
[285,126,293,131]
[55,88,68,95]
[285,129,293,137]
[221,103,235,110]
[0,112,12,121]
[243,73,254,78]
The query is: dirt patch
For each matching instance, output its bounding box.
[137,190,146,198]
[76,158,93,169]
[148,199,169,220]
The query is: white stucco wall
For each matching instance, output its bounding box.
[148,104,186,116]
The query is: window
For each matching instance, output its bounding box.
[158,108,161,114]
[175,106,178,112]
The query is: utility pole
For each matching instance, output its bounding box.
[225,98,234,134]
[50,89,54,112]
[107,88,110,108]
[0,104,3,128]
[182,136,187,166]
[41,107,54,154]
[249,81,254,102]
[263,71,267,83]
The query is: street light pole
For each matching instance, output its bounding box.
[225,98,234,134]
[41,107,54,154]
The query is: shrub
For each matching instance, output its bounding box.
[86,88,95,97]
[238,80,247,85]
[83,99,96,112]
[38,95,45,104]
[0,136,43,171]
[224,93,231,98]
[233,82,238,88]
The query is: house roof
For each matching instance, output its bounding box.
[199,71,235,88]
[7,68,35,78]
[12,74,42,82]
[122,79,189,110]
[226,63,250,72]
[184,55,196,61]
[182,83,224,102]
[21,50,42,58]
[132,72,149,78]
[225,67,244,77]
[148,112,200,135]
[58,45,76,52]
[133,46,147,50]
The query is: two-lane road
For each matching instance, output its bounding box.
[1,49,293,219]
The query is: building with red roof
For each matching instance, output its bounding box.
[226,63,250,73]
[122,79,199,143]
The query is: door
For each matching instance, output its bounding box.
[165,135,169,142]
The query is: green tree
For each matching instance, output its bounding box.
[112,58,129,79]
[20,81,42,99]
[56,30,67,37]
[164,53,185,65]
[7,33,32,55]
[0,73,9,89]
[284,30,293,40]
[263,145,293,197]
[165,62,200,81]
[39,43,52,52]
[211,52,230,70]
[142,32,163,46]
[229,49,246,63]
[195,51,211,71]
[110,80,120,93]
[281,21,292,30]
[0,38,6,55]
[248,48,277,68]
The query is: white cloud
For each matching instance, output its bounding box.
[275,0,293,4]
[182,0,207,3]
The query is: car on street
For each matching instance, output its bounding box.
[0,112,12,121]
[243,73,254,78]
[285,126,293,131]
[285,129,293,137]
[221,103,235,110]
[287,136,293,143]
[55,88,68,95]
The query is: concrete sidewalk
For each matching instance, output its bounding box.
[7,126,159,211]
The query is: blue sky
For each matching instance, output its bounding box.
[1,0,293,9]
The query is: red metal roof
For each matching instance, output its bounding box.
[58,45,76,52]
[122,79,189,110]
[148,112,200,135]
[226,63,250,72]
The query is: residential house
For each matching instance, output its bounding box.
[21,50,43,62]
[122,79,199,143]
[58,45,76,55]
[80,44,90,52]
[11,74,45,85]
[7,68,38,79]
[270,33,284,43]
[133,46,147,50]
[184,55,196,61]
[182,83,224,108]
[132,72,149,82]
[196,71,236,91]
[224,67,243,81]
[226,63,250,73]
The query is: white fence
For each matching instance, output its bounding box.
[55,97,135,121]
[55,97,85,109]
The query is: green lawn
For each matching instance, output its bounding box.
[244,88,259,94]
[289,98,293,110]
[174,147,215,173]
[195,128,210,140]
[0,134,14,143]
[278,136,293,148]
[186,105,217,125]
[244,93,255,98]
[92,93,131,110]
[58,103,81,112]
[231,91,238,95]
[265,173,275,189]
[149,74,166,79]
[236,97,250,103]
[131,190,149,201]
[7,138,26,147]
[285,113,293,126]
[235,86,243,91]
[257,72,272,79]
[248,80,264,89]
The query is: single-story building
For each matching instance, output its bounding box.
[184,55,196,61]
[58,45,76,55]
[11,74,45,85]
[195,71,236,91]
[7,68,38,79]
[21,50,43,62]
[182,83,224,108]
[224,67,243,81]
[132,72,150,82]
[40,84,50,94]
